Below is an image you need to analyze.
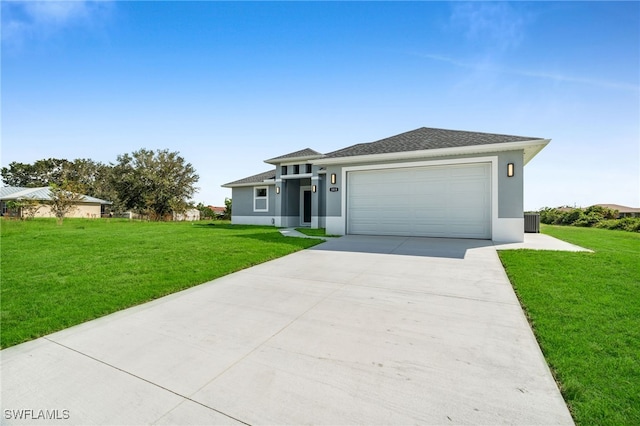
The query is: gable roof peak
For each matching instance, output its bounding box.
[265,148,323,164]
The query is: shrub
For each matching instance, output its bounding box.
[561,209,585,225]
[538,206,639,232]
[595,217,640,232]
[540,207,565,225]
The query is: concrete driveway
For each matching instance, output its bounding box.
[1,236,574,425]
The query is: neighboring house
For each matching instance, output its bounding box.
[594,204,640,218]
[222,127,551,243]
[208,206,227,217]
[0,186,112,219]
[173,208,201,221]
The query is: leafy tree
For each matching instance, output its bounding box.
[111,149,199,220]
[5,199,42,220]
[1,158,117,206]
[1,159,71,187]
[196,202,216,220]
[46,182,85,225]
[224,197,232,220]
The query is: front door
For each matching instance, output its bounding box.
[300,186,312,226]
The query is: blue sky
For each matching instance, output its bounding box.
[2,1,638,210]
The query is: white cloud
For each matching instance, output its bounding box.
[1,0,113,46]
[449,2,528,51]
[417,53,640,93]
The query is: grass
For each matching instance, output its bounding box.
[295,227,332,237]
[498,225,640,425]
[0,219,322,348]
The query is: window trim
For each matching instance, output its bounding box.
[253,186,269,212]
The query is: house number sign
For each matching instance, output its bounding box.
[330,187,339,192]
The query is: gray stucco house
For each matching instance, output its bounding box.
[222,127,550,243]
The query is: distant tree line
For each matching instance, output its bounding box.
[1,149,199,221]
[539,205,640,232]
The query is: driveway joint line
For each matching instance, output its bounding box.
[43,337,251,426]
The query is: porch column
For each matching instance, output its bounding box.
[311,176,320,228]
[274,178,284,227]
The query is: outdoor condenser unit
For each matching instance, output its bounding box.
[524,213,540,233]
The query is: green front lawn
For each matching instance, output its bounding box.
[294,228,339,237]
[0,219,322,348]
[498,225,640,425]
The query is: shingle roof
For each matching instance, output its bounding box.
[222,169,276,187]
[265,148,323,163]
[0,186,112,204]
[323,127,542,158]
[594,204,640,213]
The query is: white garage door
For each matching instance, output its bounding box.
[347,163,491,239]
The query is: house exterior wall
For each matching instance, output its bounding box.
[231,185,276,225]
[227,147,529,242]
[497,151,524,218]
[322,150,526,242]
[31,203,102,219]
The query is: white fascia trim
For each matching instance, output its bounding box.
[265,155,324,165]
[315,139,549,166]
[339,156,499,239]
[222,180,276,188]
[281,173,313,180]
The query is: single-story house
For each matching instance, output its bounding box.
[222,127,550,243]
[208,206,227,218]
[173,208,201,222]
[0,186,112,219]
[594,204,640,218]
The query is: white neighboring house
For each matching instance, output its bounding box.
[0,186,112,219]
[173,208,200,221]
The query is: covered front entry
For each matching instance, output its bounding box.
[347,162,491,239]
[300,186,312,226]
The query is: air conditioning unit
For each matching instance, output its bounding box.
[524,213,540,233]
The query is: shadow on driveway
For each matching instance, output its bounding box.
[310,234,494,259]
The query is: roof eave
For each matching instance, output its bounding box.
[313,139,551,166]
[264,154,324,165]
[221,179,276,189]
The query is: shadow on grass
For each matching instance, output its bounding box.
[192,223,272,231]
[192,223,324,249]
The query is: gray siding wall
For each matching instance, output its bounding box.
[284,179,301,215]
[496,151,524,218]
[231,186,275,216]
[325,166,342,217]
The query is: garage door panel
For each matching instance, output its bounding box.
[347,163,491,239]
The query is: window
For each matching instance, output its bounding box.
[254,186,268,212]
[281,166,287,176]
[293,165,300,174]
[305,164,312,173]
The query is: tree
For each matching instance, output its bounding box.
[111,149,199,220]
[1,159,70,187]
[46,182,84,225]
[1,158,118,208]
[5,198,42,220]
[196,202,216,220]
[224,197,232,220]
